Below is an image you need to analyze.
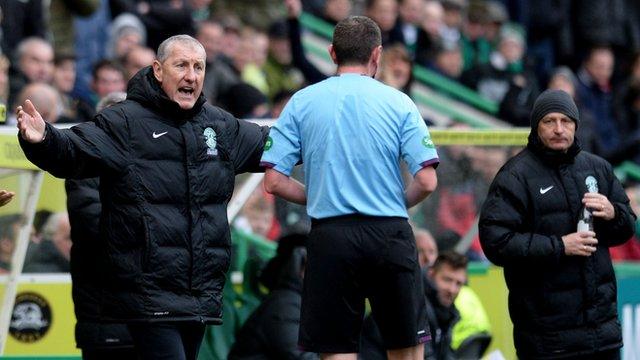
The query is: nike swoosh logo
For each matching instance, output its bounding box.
[152,131,168,139]
[540,186,554,194]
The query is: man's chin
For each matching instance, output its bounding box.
[176,100,196,110]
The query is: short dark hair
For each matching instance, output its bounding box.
[332,16,381,66]
[92,59,126,80]
[432,251,468,273]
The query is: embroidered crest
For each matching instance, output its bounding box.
[585,175,598,193]
[203,127,218,156]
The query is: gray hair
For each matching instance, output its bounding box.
[41,212,68,240]
[156,35,205,63]
[96,91,127,112]
[16,37,53,62]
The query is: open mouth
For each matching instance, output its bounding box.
[178,87,194,96]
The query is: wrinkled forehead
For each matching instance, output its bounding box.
[165,41,206,63]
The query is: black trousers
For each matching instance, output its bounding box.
[127,322,206,360]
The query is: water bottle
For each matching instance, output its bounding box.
[577,206,593,232]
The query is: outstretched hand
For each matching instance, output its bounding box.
[0,190,14,207]
[16,99,46,143]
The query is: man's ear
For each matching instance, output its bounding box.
[328,44,338,65]
[152,60,163,83]
[371,45,383,67]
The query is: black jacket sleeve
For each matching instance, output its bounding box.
[479,169,565,267]
[229,114,270,174]
[594,162,636,246]
[18,111,130,179]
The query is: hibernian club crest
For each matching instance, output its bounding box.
[585,175,599,193]
[203,127,218,156]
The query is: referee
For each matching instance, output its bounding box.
[261,16,439,360]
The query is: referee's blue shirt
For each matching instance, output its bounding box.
[260,73,439,219]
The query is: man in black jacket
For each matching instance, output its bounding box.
[479,89,636,359]
[16,34,269,360]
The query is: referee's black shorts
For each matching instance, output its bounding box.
[299,214,429,354]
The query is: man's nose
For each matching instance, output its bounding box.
[184,67,196,82]
[553,121,564,133]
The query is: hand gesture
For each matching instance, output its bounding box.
[582,192,614,221]
[562,231,598,256]
[284,0,302,19]
[16,100,46,143]
[0,190,14,207]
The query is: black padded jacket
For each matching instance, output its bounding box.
[479,137,635,359]
[20,67,269,323]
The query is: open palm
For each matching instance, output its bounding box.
[16,100,46,143]
[0,190,14,207]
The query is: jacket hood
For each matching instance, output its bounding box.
[126,66,206,122]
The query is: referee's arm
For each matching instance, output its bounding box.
[264,168,307,205]
[404,166,437,208]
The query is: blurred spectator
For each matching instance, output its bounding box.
[73,0,111,105]
[0,55,10,105]
[547,66,597,154]
[450,286,492,358]
[483,1,508,47]
[462,24,539,127]
[49,0,99,54]
[509,0,571,86]
[228,234,317,360]
[397,0,426,53]
[106,13,147,61]
[365,0,403,46]
[122,45,155,80]
[320,0,352,25]
[430,42,464,80]
[414,0,445,67]
[285,0,329,85]
[52,53,95,123]
[570,0,640,70]
[232,29,269,95]
[8,37,54,109]
[440,0,466,48]
[11,83,63,124]
[198,20,240,104]
[219,15,243,63]
[219,83,270,119]
[377,44,413,94]
[264,20,304,100]
[460,0,491,71]
[576,46,640,165]
[197,20,224,64]
[414,227,438,268]
[90,60,127,107]
[23,212,72,273]
[109,0,195,51]
[0,214,21,273]
[0,0,46,56]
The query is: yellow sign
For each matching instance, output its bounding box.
[0,276,79,356]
